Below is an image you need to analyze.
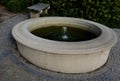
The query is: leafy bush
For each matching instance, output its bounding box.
[0,0,9,5]
[4,0,37,12]
[6,0,27,12]
[39,0,120,28]
[0,0,120,28]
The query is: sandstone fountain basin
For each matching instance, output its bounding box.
[12,17,117,73]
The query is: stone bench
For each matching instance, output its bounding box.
[27,3,50,18]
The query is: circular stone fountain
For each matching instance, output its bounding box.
[12,17,117,73]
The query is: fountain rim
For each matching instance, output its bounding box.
[12,17,117,54]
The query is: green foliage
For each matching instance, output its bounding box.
[0,0,9,5]
[6,0,27,12]
[25,0,35,6]
[0,0,120,28]
[39,0,120,28]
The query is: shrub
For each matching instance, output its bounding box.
[5,0,37,12]
[0,0,9,5]
[1,0,120,28]
[6,0,27,12]
[39,0,120,28]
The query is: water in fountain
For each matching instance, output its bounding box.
[62,27,68,40]
[31,26,97,42]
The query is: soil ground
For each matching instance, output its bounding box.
[0,4,19,22]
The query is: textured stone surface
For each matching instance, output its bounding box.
[0,14,120,81]
[12,17,117,73]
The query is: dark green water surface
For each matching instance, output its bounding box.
[31,26,97,42]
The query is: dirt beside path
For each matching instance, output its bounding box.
[0,4,19,22]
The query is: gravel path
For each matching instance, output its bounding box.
[0,14,120,81]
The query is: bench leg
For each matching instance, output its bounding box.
[29,12,40,18]
[44,9,48,14]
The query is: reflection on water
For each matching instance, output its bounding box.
[31,26,97,42]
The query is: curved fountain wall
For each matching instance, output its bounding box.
[12,17,117,73]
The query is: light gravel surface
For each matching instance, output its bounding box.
[0,14,120,81]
